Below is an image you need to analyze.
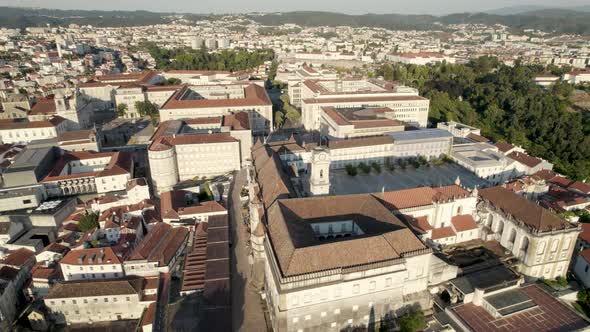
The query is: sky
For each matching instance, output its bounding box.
[2,0,590,15]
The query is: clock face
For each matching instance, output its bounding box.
[319,153,326,161]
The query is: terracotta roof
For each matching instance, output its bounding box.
[303,95,426,104]
[222,112,250,130]
[451,215,478,232]
[29,96,56,115]
[160,190,226,220]
[495,141,515,153]
[409,216,432,233]
[466,133,490,143]
[1,248,35,268]
[569,181,590,194]
[149,132,238,152]
[32,263,62,280]
[431,227,456,240]
[60,247,121,266]
[266,194,428,277]
[380,185,471,210]
[507,151,543,168]
[161,84,271,110]
[127,222,188,266]
[57,129,95,143]
[579,223,590,244]
[42,151,132,182]
[45,276,146,299]
[479,186,575,232]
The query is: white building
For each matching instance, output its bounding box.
[300,79,429,130]
[158,83,272,134]
[159,190,227,225]
[148,115,250,195]
[263,194,457,331]
[379,185,479,246]
[44,275,157,324]
[477,186,580,280]
[0,117,67,144]
[60,247,124,281]
[287,65,338,107]
[452,143,517,185]
[385,52,456,65]
[123,222,188,277]
[41,150,134,197]
[562,71,590,84]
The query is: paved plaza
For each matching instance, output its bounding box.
[329,163,488,195]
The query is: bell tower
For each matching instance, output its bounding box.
[310,147,330,195]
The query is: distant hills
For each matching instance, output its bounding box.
[248,10,590,34]
[1,6,590,35]
[486,5,590,15]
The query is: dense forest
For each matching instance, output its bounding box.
[377,58,590,180]
[140,42,274,72]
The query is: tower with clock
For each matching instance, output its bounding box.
[309,147,330,195]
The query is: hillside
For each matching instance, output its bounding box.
[248,11,590,34]
[0,7,173,28]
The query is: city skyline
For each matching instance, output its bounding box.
[3,0,590,15]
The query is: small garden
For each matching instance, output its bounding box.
[344,155,454,177]
[574,288,590,318]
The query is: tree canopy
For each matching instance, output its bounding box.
[140,42,274,72]
[377,57,590,181]
[79,212,99,232]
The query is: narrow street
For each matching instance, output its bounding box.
[229,169,267,331]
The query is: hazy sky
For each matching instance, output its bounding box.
[3,0,590,15]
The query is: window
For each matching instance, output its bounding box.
[586,265,589,273]
[537,241,546,255]
[353,284,360,294]
[369,281,376,290]
[551,240,559,252]
[126,296,130,302]
[386,278,392,287]
[104,298,109,302]
[23,199,32,204]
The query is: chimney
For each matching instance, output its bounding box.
[77,253,86,264]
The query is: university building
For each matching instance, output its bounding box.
[300,79,429,130]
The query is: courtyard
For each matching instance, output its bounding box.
[329,162,489,195]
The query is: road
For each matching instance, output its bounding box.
[230,169,267,332]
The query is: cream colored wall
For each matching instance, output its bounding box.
[61,263,124,281]
[45,293,146,324]
[175,141,241,180]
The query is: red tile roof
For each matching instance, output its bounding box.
[507,151,543,168]
[431,227,456,240]
[60,247,121,266]
[451,215,478,232]
[495,141,515,153]
[160,84,271,110]
[127,222,189,266]
[451,284,588,332]
[479,186,575,232]
[380,185,471,210]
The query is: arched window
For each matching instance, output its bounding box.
[320,170,323,179]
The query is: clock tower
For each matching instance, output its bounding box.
[310,147,330,196]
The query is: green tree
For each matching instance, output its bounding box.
[274,111,285,129]
[79,212,99,232]
[398,310,426,332]
[135,101,159,124]
[268,60,279,81]
[116,103,128,117]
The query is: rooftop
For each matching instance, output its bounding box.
[479,186,577,232]
[266,194,428,277]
